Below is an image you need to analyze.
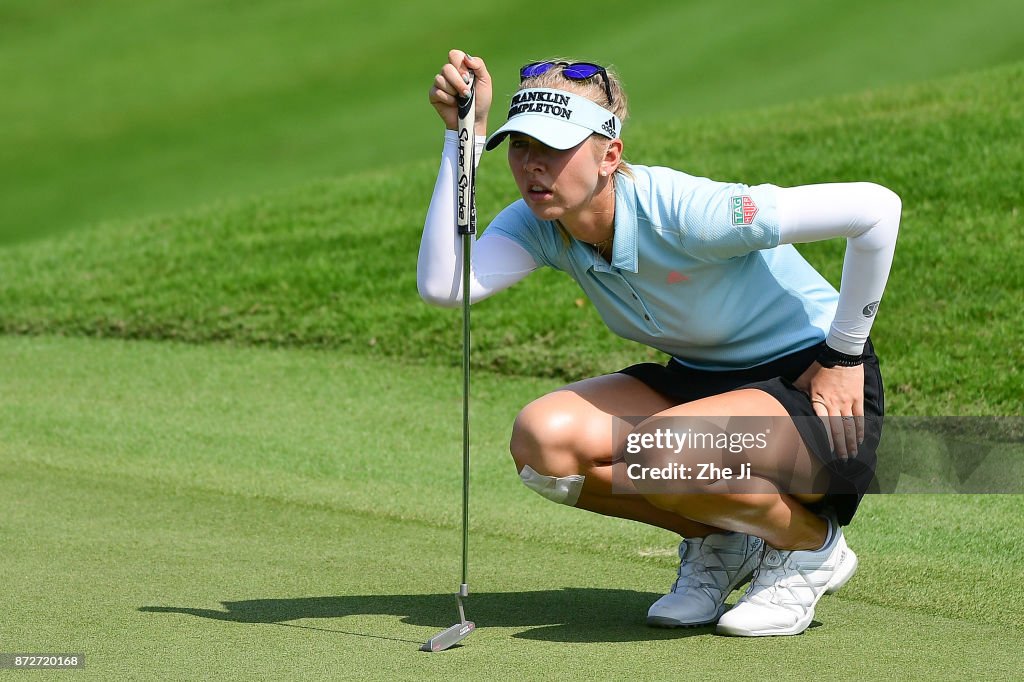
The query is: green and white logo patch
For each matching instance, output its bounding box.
[731,195,759,226]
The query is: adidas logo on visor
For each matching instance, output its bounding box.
[601,117,617,137]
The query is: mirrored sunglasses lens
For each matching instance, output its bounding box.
[562,64,602,79]
[520,62,554,79]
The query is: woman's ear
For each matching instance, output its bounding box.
[601,138,624,175]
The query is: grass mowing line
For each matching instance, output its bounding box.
[1,62,1021,413]
[5,0,1024,244]
[3,452,1019,681]
[0,334,677,558]
[4,451,654,567]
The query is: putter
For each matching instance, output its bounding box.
[421,70,477,653]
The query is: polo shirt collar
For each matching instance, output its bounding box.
[610,173,639,273]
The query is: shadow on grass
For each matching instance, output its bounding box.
[140,588,728,643]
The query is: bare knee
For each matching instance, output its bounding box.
[509,392,610,478]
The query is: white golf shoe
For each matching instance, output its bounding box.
[716,516,858,637]
[647,532,763,627]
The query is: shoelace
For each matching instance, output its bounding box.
[672,540,711,592]
[672,536,760,594]
[745,548,808,610]
[745,520,838,608]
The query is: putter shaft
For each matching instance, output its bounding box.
[421,71,476,653]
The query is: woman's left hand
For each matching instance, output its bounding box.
[793,362,864,460]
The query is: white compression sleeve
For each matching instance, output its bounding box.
[777,182,901,355]
[417,131,539,308]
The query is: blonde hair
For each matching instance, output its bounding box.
[518,58,629,124]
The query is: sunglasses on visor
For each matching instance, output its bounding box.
[519,61,613,106]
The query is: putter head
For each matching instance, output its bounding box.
[420,621,475,652]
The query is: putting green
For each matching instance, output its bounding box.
[1,336,1019,679]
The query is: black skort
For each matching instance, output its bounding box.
[617,339,884,526]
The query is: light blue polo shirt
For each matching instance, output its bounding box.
[484,165,840,370]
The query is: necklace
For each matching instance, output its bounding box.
[558,179,616,251]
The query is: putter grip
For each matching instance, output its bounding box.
[456,74,476,236]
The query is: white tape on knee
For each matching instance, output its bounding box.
[519,465,585,506]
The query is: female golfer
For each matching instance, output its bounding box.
[419,50,898,637]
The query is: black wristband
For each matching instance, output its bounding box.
[817,344,864,368]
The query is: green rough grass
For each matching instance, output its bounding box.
[1,63,1021,414]
[4,0,1024,244]
[1,335,1020,680]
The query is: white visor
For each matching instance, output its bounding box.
[484,88,621,151]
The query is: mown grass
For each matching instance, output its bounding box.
[2,63,1021,414]
[1,335,1020,680]
[3,6,1021,677]
[4,0,1024,244]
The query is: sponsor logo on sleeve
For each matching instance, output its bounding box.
[863,300,880,317]
[730,195,758,226]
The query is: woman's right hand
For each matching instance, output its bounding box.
[429,49,492,136]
